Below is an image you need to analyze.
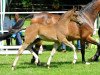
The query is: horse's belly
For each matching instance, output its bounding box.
[39,26,58,41]
[39,35,58,42]
[67,36,80,41]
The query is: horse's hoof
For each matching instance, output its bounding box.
[46,64,50,69]
[37,60,41,66]
[88,57,98,62]
[35,59,41,66]
[72,60,76,64]
[34,60,38,65]
[31,58,35,64]
[82,61,86,64]
[47,65,50,69]
[12,66,15,71]
[31,59,41,65]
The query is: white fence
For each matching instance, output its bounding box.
[0,46,30,55]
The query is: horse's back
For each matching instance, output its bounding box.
[31,13,60,25]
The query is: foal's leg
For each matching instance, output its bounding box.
[62,38,77,64]
[12,43,28,70]
[47,43,59,68]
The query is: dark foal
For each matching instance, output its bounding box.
[30,38,42,64]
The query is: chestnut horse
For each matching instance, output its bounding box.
[12,0,100,70]
[12,9,78,70]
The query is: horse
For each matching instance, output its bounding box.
[0,12,61,65]
[29,0,100,63]
[29,12,61,64]
[11,0,100,70]
[28,0,100,64]
[30,13,61,63]
[0,11,62,64]
[12,9,79,70]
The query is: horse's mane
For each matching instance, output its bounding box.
[80,0,96,13]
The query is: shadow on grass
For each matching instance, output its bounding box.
[18,61,83,69]
[43,45,72,52]
[0,63,11,66]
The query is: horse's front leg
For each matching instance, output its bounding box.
[62,38,77,64]
[80,41,86,63]
[12,43,28,70]
[47,43,59,68]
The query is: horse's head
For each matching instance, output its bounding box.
[63,8,77,20]
[67,9,79,22]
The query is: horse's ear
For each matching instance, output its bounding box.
[70,8,76,13]
[73,8,77,12]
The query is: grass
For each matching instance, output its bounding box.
[0,44,100,75]
[1,20,100,74]
[1,31,100,75]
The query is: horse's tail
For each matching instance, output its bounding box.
[0,14,33,41]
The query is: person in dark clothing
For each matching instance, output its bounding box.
[11,14,22,45]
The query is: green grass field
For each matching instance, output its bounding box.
[0,43,100,75]
[1,20,100,75]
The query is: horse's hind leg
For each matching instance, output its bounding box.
[47,43,59,68]
[12,43,29,70]
[29,49,39,65]
[31,40,42,64]
[91,45,100,61]
[27,38,41,65]
[31,47,39,64]
[62,38,77,64]
[85,35,100,61]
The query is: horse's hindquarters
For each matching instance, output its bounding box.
[24,24,39,44]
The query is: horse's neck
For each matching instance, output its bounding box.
[55,10,74,27]
[82,9,98,25]
[80,0,100,25]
